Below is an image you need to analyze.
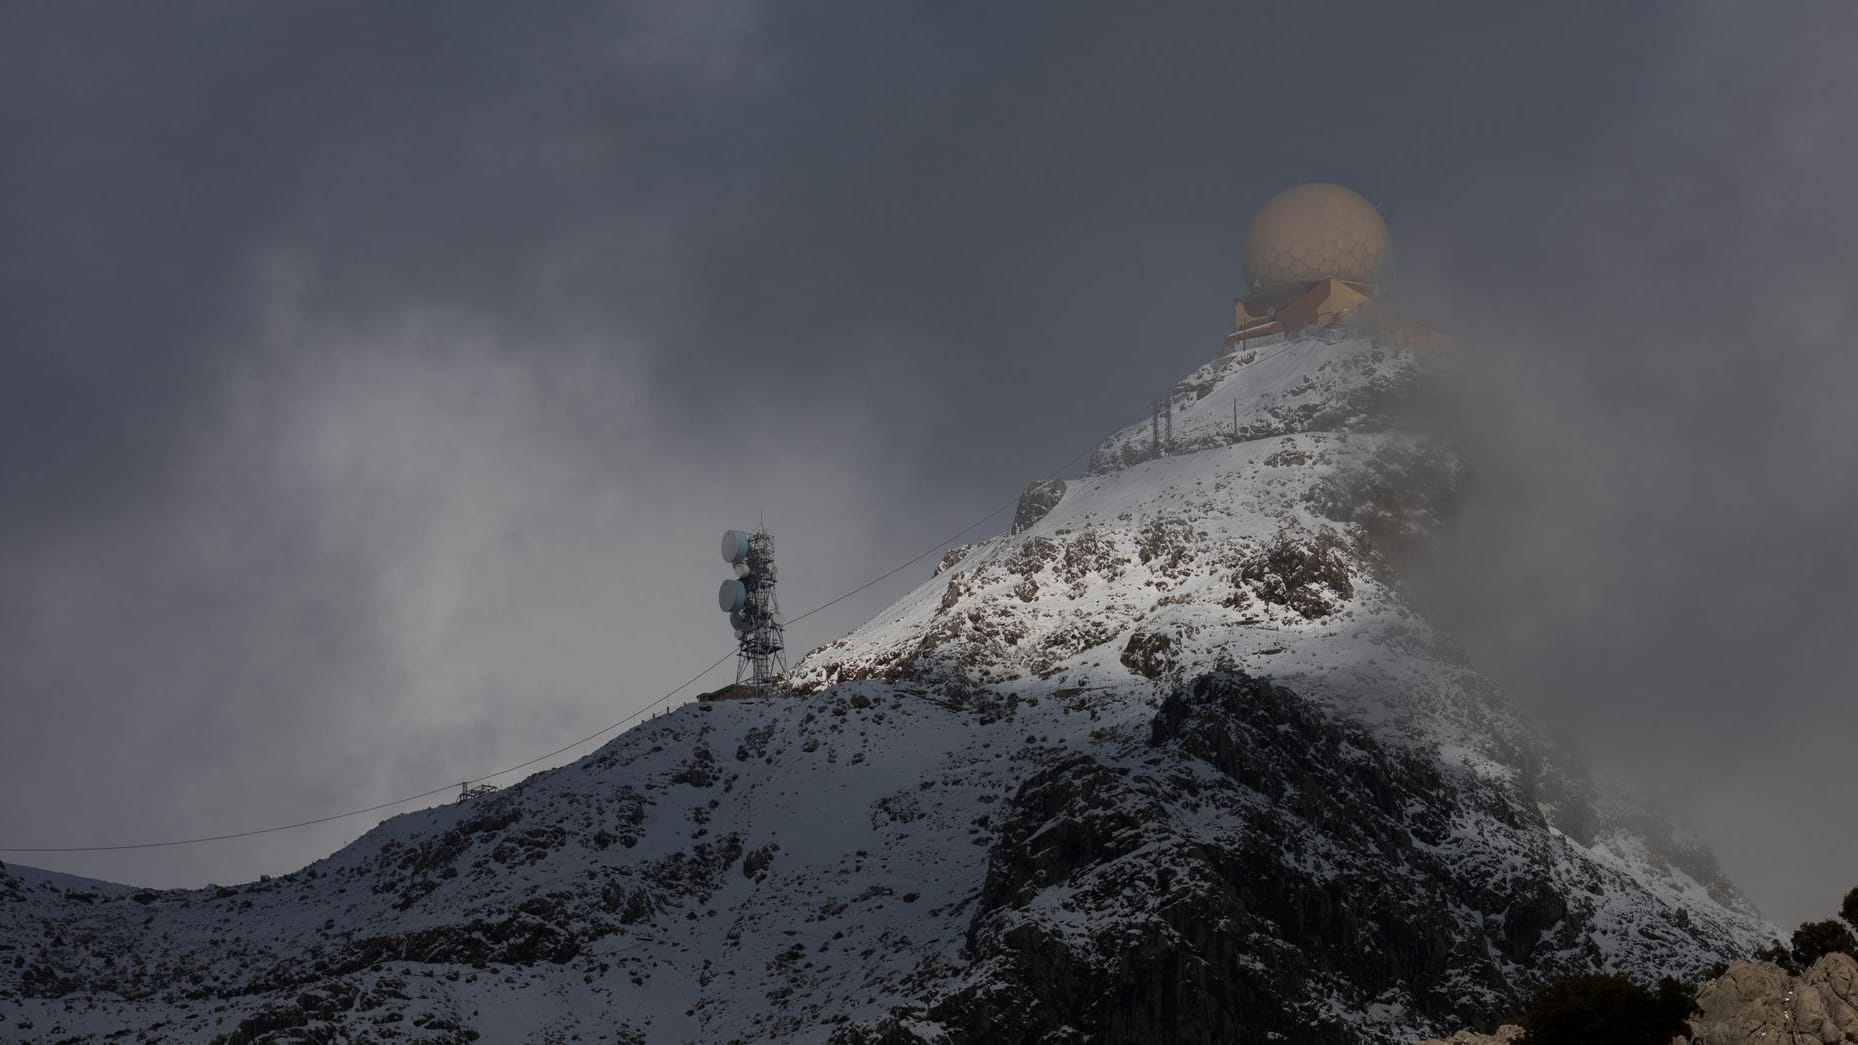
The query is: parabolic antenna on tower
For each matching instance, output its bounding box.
[721,530,750,565]
[1240,182,1392,293]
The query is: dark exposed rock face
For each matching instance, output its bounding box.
[1118,630,1177,679]
[1012,479,1067,535]
[211,977,482,1045]
[854,672,1750,1045]
[1234,528,1357,618]
[1305,440,1464,569]
[934,545,973,575]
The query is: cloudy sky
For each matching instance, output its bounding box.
[2,1,1853,929]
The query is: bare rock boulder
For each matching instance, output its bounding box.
[1796,952,1858,1042]
[1419,956,1858,1045]
[1680,954,1858,1045]
[1416,1025,1522,1045]
[1011,479,1065,534]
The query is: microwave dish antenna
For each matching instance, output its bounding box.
[718,579,748,614]
[721,530,750,565]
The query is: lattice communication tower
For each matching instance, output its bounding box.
[718,529,787,697]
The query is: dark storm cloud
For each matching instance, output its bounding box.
[4,0,1845,928]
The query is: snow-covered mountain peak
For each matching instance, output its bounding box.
[1,332,1775,1044]
[795,334,1468,739]
[1089,332,1423,474]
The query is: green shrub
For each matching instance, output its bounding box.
[1791,919,1858,966]
[1841,886,1858,929]
[1753,939,1801,974]
[1518,973,1697,1045]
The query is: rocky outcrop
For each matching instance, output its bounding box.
[1087,339,1423,473]
[1416,1028,1522,1045]
[1234,527,1357,618]
[934,545,973,575]
[1305,439,1463,569]
[1012,479,1067,534]
[1679,954,1858,1045]
[1415,955,1858,1045]
[843,672,1762,1045]
[210,976,485,1045]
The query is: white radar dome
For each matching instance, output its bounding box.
[1240,182,1392,291]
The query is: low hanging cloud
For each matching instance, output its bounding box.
[0,256,914,889]
[1400,0,1858,928]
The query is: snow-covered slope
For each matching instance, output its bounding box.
[0,333,1774,1044]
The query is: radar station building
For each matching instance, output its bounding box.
[1226,182,1436,349]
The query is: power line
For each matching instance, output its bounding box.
[469,650,737,786]
[0,651,737,855]
[786,444,1092,629]
[0,444,1096,855]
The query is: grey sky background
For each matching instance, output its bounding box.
[1,2,1851,930]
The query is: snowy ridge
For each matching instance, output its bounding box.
[0,334,1774,1044]
[1088,331,1422,473]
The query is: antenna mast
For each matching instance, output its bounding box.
[718,528,787,698]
